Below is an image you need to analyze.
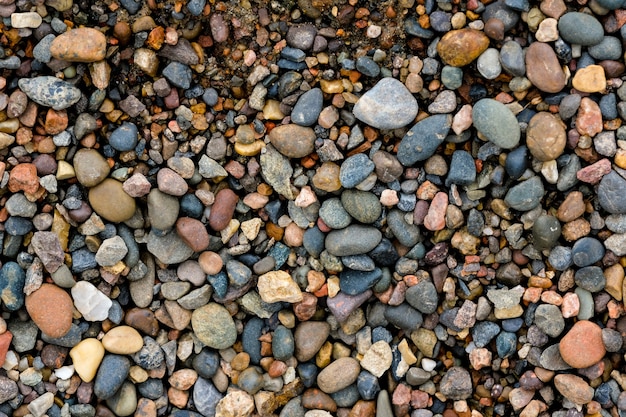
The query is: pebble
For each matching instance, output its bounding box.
[295,321,330,361]
[553,374,594,404]
[208,188,238,231]
[558,12,604,46]
[325,224,382,256]
[472,99,520,149]
[352,77,418,130]
[598,171,626,214]
[94,354,131,400]
[445,150,476,186]
[405,281,438,314]
[525,42,566,93]
[317,357,360,394]
[71,281,112,322]
[341,190,381,224]
[88,179,136,223]
[257,270,303,303]
[571,237,604,266]
[439,367,472,400]
[0,262,25,311]
[397,114,452,165]
[269,124,316,158]
[572,65,606,93]
[18,76,82,110]
[50,28,107,62]
[11,12,42,28]
[69,338,105,383]
[559,320,605,368]
[574,266,606,292]
[102,326,144,354]
[526,112,566,161]
[504,176,544,211]
[191,303,237,349]
[73,148,110,187]
[25,283,73,338]
[436,29,489,67]
[291,88,323,126]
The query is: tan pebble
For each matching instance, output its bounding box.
[526,112,566,161]
[553,374,594,404]
[102,325,144,354]
[436,29,489,67]
[168,369,198,391]
[69,338,105,383]
[572,65,606,93]
[257,270,303,303]
[50,28,107,62]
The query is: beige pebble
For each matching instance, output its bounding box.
[102,325,144,354]
[69,338,105,383]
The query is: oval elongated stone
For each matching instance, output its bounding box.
[208,189,238,232]
[25,283,73,338]
[598,171,626,214]
[436,29,489,67]
[525,43,566,93]
[192,303,237,349]
[554,374,594,404]
[526,112,566,161]
[325,225,382,256]
[268,124,316,158]
[317,357,360,393]
[352,77,418,130]
[88,179,136,223]
[18,77,81,110]
[397,114,452,166]
[558,12,604,46]
[50,28,107,62]
[102,326,144,354]
[472,99,520,149]
[69,339,105,383]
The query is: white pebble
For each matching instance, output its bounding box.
[421,357,437,372]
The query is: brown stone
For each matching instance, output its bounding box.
[525,43,566,93]
[0,332,11,368]
[176,217,209,252]
[301,388,337,412]
[44,109,68,135]
[317,357,360,393]
[553,374,594,404]
[8,163,39,194]
[50,28,107,62]
[198,251,223,275]
[25,284,73,338]
[556,191,585,222]
[208,188,238,231]
[124,308,160,337]
[294,321,330,362]
[349,400,376,417]
[436,29,489,67]
[540,0,567,18]
[559,320,605,368]
[269,124,316,158]
[526,112,566,161]
[88,179,136,223]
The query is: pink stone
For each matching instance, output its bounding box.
[392,383,412,406]
[157,167,188,196]
[452,104,473,135]
[380,189,399,206]
[576,158,611,184]
[561,292,580,318]
[423,192,448,231]
[295,185,317,208]
[576,97,603,137]
[410,390,429,409]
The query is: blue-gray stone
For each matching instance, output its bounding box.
[404,16,434,38]
[589,36,622,60]
[4,217,32,236]
[446,150,476,186]
[202,88,219,106]
[0,56,20,70]
[291,88,323,126]
[472,321,500,347]
[325,225,382,256]
[356,56,380,77]
[242,317,263,364]
[352,77,419,130]
[504,0,529,11]
[505,146,528,180]
[429,11,452,32]
[41,323,82,347]
[397,114,452,166]
[467,209,485,237]
[558,12,604,46]
[132,337,164,370]
[109,122,138,152]
[574,266,606,292]
[18,76,81,110]
[372,327,393,344]
[597,0,625,9]
[332,384,360,407]
[482,0,519,31]
[70,248,97,273]
[281,46,306,62]
[208,272,228,298]
[501,318,523,332]
[93,355,131,400]
[118,225,139,268]
[341,255,376,271]
[557,154,581,192]
[598,171,626,214]
[268,241,290,269]
[162,62,192,89]
[33,34,55,63]
[496,332,517,358]
[600,93,618,120]
[441,65,463,89]
[119,0,141,14]
[405,280,438,314]
[339,153,375,188]
[187,0,206,16]
[303,226,325,258]
[384,304,423,330]
[572,237,605,267]
[473,98,520,149]
[193,378,222,417]
[8,320,37,352]
[192,349,220,379]
[319,198,352,229]
[357,371,380,400]
[226,260,252,288]
[387,209,421,247]
[500,41,525,77]
[297,362,318,387]
[368,239,400,267]
[504,176,544,211]
[339,268,382,295]
[0,262,25,311]
[548,246,573,271]
[272,325,294,361]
